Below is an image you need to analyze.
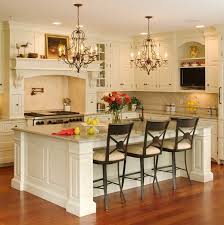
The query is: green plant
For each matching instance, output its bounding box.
[131,96,141,106]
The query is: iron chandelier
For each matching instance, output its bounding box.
[130,16,168,75]
[59,4,98,73]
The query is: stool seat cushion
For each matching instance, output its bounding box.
[93,149,125,162]
[163,138,191,150]
[127,144,160,156]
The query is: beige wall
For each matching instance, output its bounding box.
[24,75,86,112]
[68,77,86,113]
[97,91,218,114]
[24,76,69,111]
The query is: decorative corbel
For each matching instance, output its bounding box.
[14,71,24,88]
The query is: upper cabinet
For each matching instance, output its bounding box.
[95,41,134,92]
[134,37,175,92]
[205,34,219,93]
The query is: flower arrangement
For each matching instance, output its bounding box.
[102,91,131,123]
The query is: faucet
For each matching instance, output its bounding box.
[136,105,144,121]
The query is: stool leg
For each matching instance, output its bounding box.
[117,161,126,203]
[140,157,144,199]
[103,164,109,210]
[184,150,191,185]
[154,155,161,192]
[172,152,177,190]
[122,159,126,188]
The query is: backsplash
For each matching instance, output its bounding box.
[24,76,69,111]
[97,91,218,115]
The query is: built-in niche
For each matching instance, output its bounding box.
[24,75,86,112]
[178,41,205,90]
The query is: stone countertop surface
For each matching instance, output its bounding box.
[0,117,25,122]
[84,110,218,120]
[13,120,211,144]
[143,110,218,120]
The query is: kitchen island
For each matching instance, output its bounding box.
[11,120,213,217]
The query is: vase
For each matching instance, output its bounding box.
[112,110,122,124]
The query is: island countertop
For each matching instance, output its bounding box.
[12,119,213,217]
[13,120,211,144]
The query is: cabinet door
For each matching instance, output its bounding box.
[86,93,97,114]
[119,43,134,90]
[135,69,149,90]
[205,36,219,63]
[11,94,24,118]
[157,41,174,91]
[206,63,219,93]
[0,27,3,91]
[110,42,120,90]
[157,65,173,91]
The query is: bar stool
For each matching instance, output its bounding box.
[122,120,169,199]
[157,117,199,190]
[93,122,133,211]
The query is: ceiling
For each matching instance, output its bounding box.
[1,0,224,36]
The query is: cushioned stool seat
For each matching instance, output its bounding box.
[93,149,125,162]
[163,139,191,150]
[127,144,160,155]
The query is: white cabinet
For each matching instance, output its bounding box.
[11,94,24,118]
[198,119,218,162]
[0,120,25,164]
[134,38,174,92]
[86,93,97,114]
[205,35,219,93]
[206,63,219,93]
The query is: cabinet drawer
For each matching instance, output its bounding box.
[0,120,25,133]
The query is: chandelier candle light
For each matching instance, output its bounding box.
[130,16,168,75]
[59,4,98,73]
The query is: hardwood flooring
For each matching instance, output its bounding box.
[0,164,224,225]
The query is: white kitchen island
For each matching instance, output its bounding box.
[11,120,213,217]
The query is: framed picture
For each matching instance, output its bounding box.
[45,34,69,59]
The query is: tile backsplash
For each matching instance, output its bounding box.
[97,91,218,115]
[24,76,69,111]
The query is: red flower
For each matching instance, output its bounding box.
[110,96,115,102]
[116,96,123,105]
[125,96,131,104]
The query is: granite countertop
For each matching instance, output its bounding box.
[84,110,218,120]
[143,110,218,120]
[0,116,25,122]
[13,120,211,144]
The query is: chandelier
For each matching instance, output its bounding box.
[130,16,168,75]
[58,4,98,73]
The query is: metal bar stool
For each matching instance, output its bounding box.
[93,122,133,211]
[122,120,170,199]
[156,117,199,190]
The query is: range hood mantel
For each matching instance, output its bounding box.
[11,58,101,80]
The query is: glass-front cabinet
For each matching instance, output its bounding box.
[96,43,106,88]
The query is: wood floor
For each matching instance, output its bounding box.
[0,164,224,225]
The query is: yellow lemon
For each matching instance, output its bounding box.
[74,127,80,135]
[86,118,92,125]
[91,119,97,126]
[87,127,95,135]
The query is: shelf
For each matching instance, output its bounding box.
[180,65,205,69]
[179,57,205,61]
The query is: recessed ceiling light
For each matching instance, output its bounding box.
[195,25,205,28]
[140,32,147,35]
[52,22,62,25]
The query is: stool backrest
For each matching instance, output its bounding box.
[174,117,199,150]
[105,123,134,162]
[143,120,170,156]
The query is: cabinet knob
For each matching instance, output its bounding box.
[169,84,172,86]
[0,84,2,86]
[16,104,19,106]
[207,84,210,86]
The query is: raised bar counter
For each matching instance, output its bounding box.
[11,120,213,217]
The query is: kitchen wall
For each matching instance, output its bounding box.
[97,91,218,115]
[24,75,69,111]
